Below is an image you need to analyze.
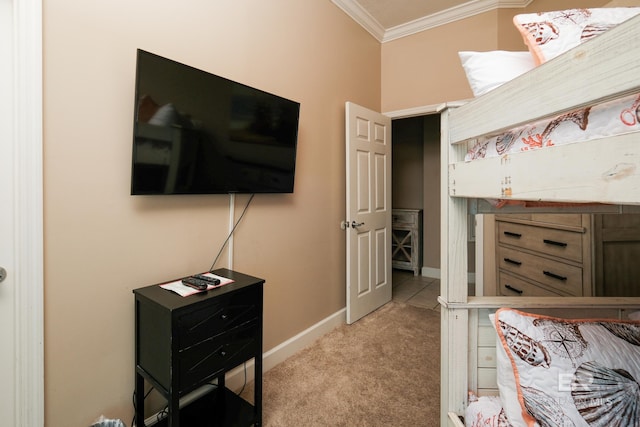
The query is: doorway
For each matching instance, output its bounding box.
[391,114,440,279]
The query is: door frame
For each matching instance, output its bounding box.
[9,0,44,425]
[383,100,483,286]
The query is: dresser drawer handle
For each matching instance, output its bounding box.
[504,284,523,294]
[503,231,522,238]
[543,239,568,247]
[504,258,522,266]
[543,270,567,281]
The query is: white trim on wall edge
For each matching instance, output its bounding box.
[384,100,469,119]
[13,0,44,426]
[141,307,347,426]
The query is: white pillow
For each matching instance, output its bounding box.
[458,51,535,97]
[491,308,640,427]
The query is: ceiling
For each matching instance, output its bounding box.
[332,0,532,42]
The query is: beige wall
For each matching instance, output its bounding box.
[392,117,424,209]
[421,116,441,271]
[382,11,499,111]
[43,1,379,425]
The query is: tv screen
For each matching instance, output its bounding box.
[131,49,300,195]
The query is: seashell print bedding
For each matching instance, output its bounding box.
[490,308,640,427]
[465,92,640,162]
[513,8,640,65]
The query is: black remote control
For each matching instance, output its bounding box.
[181,277,211,291]
[192,274,221,286]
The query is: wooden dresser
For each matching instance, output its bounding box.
[495,214,592,297]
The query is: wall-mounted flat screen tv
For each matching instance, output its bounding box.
[131,49,300,195]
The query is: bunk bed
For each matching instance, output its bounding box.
[439,10,640,427]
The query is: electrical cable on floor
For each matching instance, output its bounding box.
[209,194,255,271]
[132,383,221,426]
[157,405,169,423]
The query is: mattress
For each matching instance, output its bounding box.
[465,92,640,162]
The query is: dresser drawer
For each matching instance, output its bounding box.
[497,221,583,263]
[177,290,260,350]
[498,271,562,297]
[498,246,583,296]
[531,214,583,227]
[178,320,259,392]
[496,214,583,227]
[392,210,418,227]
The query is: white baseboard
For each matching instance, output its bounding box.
[141,307,346,426]
[421,266,440,279]
[421,267,475,283]
[226,306,346,390]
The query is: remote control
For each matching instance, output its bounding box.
[192,274,221,286]
[181,277,211,291]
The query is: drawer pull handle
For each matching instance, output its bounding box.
[504,284,523,294]
[544,239,568,247]
[220,350,227,357]
[221,314,229,320]
[504,258,522,266]
[504,231,522,238]
[543,270,567,281]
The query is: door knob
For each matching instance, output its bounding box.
[0,267,6,283]
[351,220,365,228]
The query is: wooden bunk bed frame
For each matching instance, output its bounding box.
[439,14,640,427]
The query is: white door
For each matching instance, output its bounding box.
[1,1,44,425]
[345,102,392,324]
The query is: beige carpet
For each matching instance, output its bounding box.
[241,301,441,426]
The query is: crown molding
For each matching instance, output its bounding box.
[331,0,533,43]
[332,0,387,41]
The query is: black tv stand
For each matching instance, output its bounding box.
[133,268,264,427]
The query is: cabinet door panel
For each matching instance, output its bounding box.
[594,214,640,296]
